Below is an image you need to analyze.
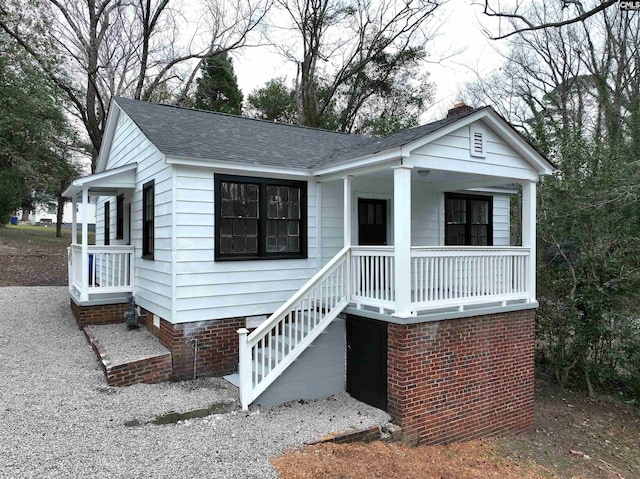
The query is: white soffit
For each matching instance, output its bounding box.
[62,163,137,199]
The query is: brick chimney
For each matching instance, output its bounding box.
[447,101,473,117]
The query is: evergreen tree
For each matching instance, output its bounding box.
[194,53,244,115]
[247,78,297,124]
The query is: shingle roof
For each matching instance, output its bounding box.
[315,107,489,168]
[113,97,485,170]
[113,97,366,169]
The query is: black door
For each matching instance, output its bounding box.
[358,198,387,246]
[346,315,388,410]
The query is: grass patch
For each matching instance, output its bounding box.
[0,224,94,286]
[0,224,93,254]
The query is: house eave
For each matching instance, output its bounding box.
[312,149,403,178]
[95,100,123,174]
[164,154,313,178]
[62,162,138,198]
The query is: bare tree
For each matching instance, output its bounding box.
[478,0,618,40]
[0,0,270,171]
[274,0,441,130]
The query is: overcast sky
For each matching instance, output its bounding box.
[231,1,506,121]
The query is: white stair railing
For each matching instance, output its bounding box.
[237,246,350,410]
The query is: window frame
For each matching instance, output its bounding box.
[214,174,307,261]
[444,192,493,246]
[142,180,155,260]
[104,201,110,246]
[116,194,124,240]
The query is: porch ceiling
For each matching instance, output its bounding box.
[339,167,518,192]
[63,163,137,199]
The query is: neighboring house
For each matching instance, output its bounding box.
[63,97,553,445]
[18,201,96,226]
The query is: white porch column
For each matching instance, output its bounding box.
[71,197,78,245]
[522,180,537,303]
[80,187,90,301]
[343,175,352,247]
[343,176,353,300]
[393,165,413,318]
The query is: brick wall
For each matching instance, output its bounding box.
[139,310,245,381]
[106,354,173,387]
[387,309,535,445]
[70,299,128,328]
[82,326,172,387]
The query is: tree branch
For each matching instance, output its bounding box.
[480,0,618,40]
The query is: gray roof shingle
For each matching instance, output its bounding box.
[113,97,485,170]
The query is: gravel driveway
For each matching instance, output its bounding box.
[0,287,390,478]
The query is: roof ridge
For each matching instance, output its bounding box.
[112,96,363,138]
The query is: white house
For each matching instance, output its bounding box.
[64,97,553,445]
[20,201,96,226]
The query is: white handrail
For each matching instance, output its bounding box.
[239,246,351,410]
[247,246,350,343]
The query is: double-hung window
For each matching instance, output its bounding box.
[445,193,493,246]
[142,180,154,259]
[215,175,306,260]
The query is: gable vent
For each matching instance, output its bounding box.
[470,127,486,158]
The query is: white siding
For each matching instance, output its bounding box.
[411,185,440,247]
[411,121,535,180]
[492,194,511,246]
[320,180,343,265]
[172,166,319,322]
[96,112,173,320]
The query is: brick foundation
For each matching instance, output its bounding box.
[387,309,535,445]
[83,326,172,387]
[138,310,245,381]
[70,299,129,328]
[72,299,246,381]
[106,354,173,387]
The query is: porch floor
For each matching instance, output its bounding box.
[69,285,131,307]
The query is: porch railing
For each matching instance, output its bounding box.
[348,246,531,313]
[350,246,395,312]
[411,247,530,310]
[69,244,135,298]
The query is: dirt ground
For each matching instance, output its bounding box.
[273,381,640,479]
[0,225,89,286]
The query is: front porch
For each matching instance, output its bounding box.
[63,163,137,305]
[237,162,540,410]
